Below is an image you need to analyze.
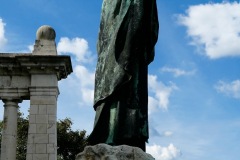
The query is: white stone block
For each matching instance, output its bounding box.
[27,144,35,153]
[34,134,48,144]
[30,105,38,114]
[26,154,33,160]
[39,105,47,114]
[47,123,56,134]
[37,124,47,133]
[29,87,59,97]
[30,96,57,105]
[31,75,58,87]
[36,144,47,154]
[33,154,48,159]
[28,124,37,134]
[33,39,57,56]
[29,115,36,124]
[47,144,55,154]
[36,115,48,124]
[27,134,35,144]
[48,115,56,123]
[11,76,31,87]
[48,134,56,144]
[47,105,56,115]
[49,154,56,160]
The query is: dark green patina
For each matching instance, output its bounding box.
[88,0,159,151]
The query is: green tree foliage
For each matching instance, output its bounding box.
[0,111,88,160]
[16,112,29,160]
[57,118,88,160]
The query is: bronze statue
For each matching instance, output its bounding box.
[88,0,159,151]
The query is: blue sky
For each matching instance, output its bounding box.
[1,0,240,159]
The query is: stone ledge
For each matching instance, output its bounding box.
[0,54,72,80]
[76,144,155,160]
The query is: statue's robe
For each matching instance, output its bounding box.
[88,0,159,151]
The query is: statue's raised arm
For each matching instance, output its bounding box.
[88,0,159,151]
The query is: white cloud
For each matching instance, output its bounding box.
[28,44,34,52]
[0,18,7,48]
[75,65,95,88]
[81,88,94,106]
[161,67,196,77]
[163,131,173,137]
[150,129,173,137]
[146,144,181,160]
[148,75,178,110]
[57,37,91,62]
[74,65,95,105]
[148,96,159,114]
[215,80,240,99]
[57,36,95,106]
[149,126,161,137]
[17,44,34,53]
[178,2,240,59]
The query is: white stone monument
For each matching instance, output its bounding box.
[0,25,72,160]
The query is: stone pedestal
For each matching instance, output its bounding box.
[76,144,155,160]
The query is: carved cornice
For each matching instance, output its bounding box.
[0,54,72,80]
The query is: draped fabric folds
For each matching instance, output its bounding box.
[88,0,159,151]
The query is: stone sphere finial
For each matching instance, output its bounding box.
[36,25,56,40]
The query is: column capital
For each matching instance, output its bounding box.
[2,98,23,107]
[0,88,30,100]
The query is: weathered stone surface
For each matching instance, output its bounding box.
[34,25,57,55]
[36,25,56,41]
[76,144,155,160]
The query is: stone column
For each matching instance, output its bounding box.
[26,75,59,160]
[1,98,22,160]
[26,25,59,160]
